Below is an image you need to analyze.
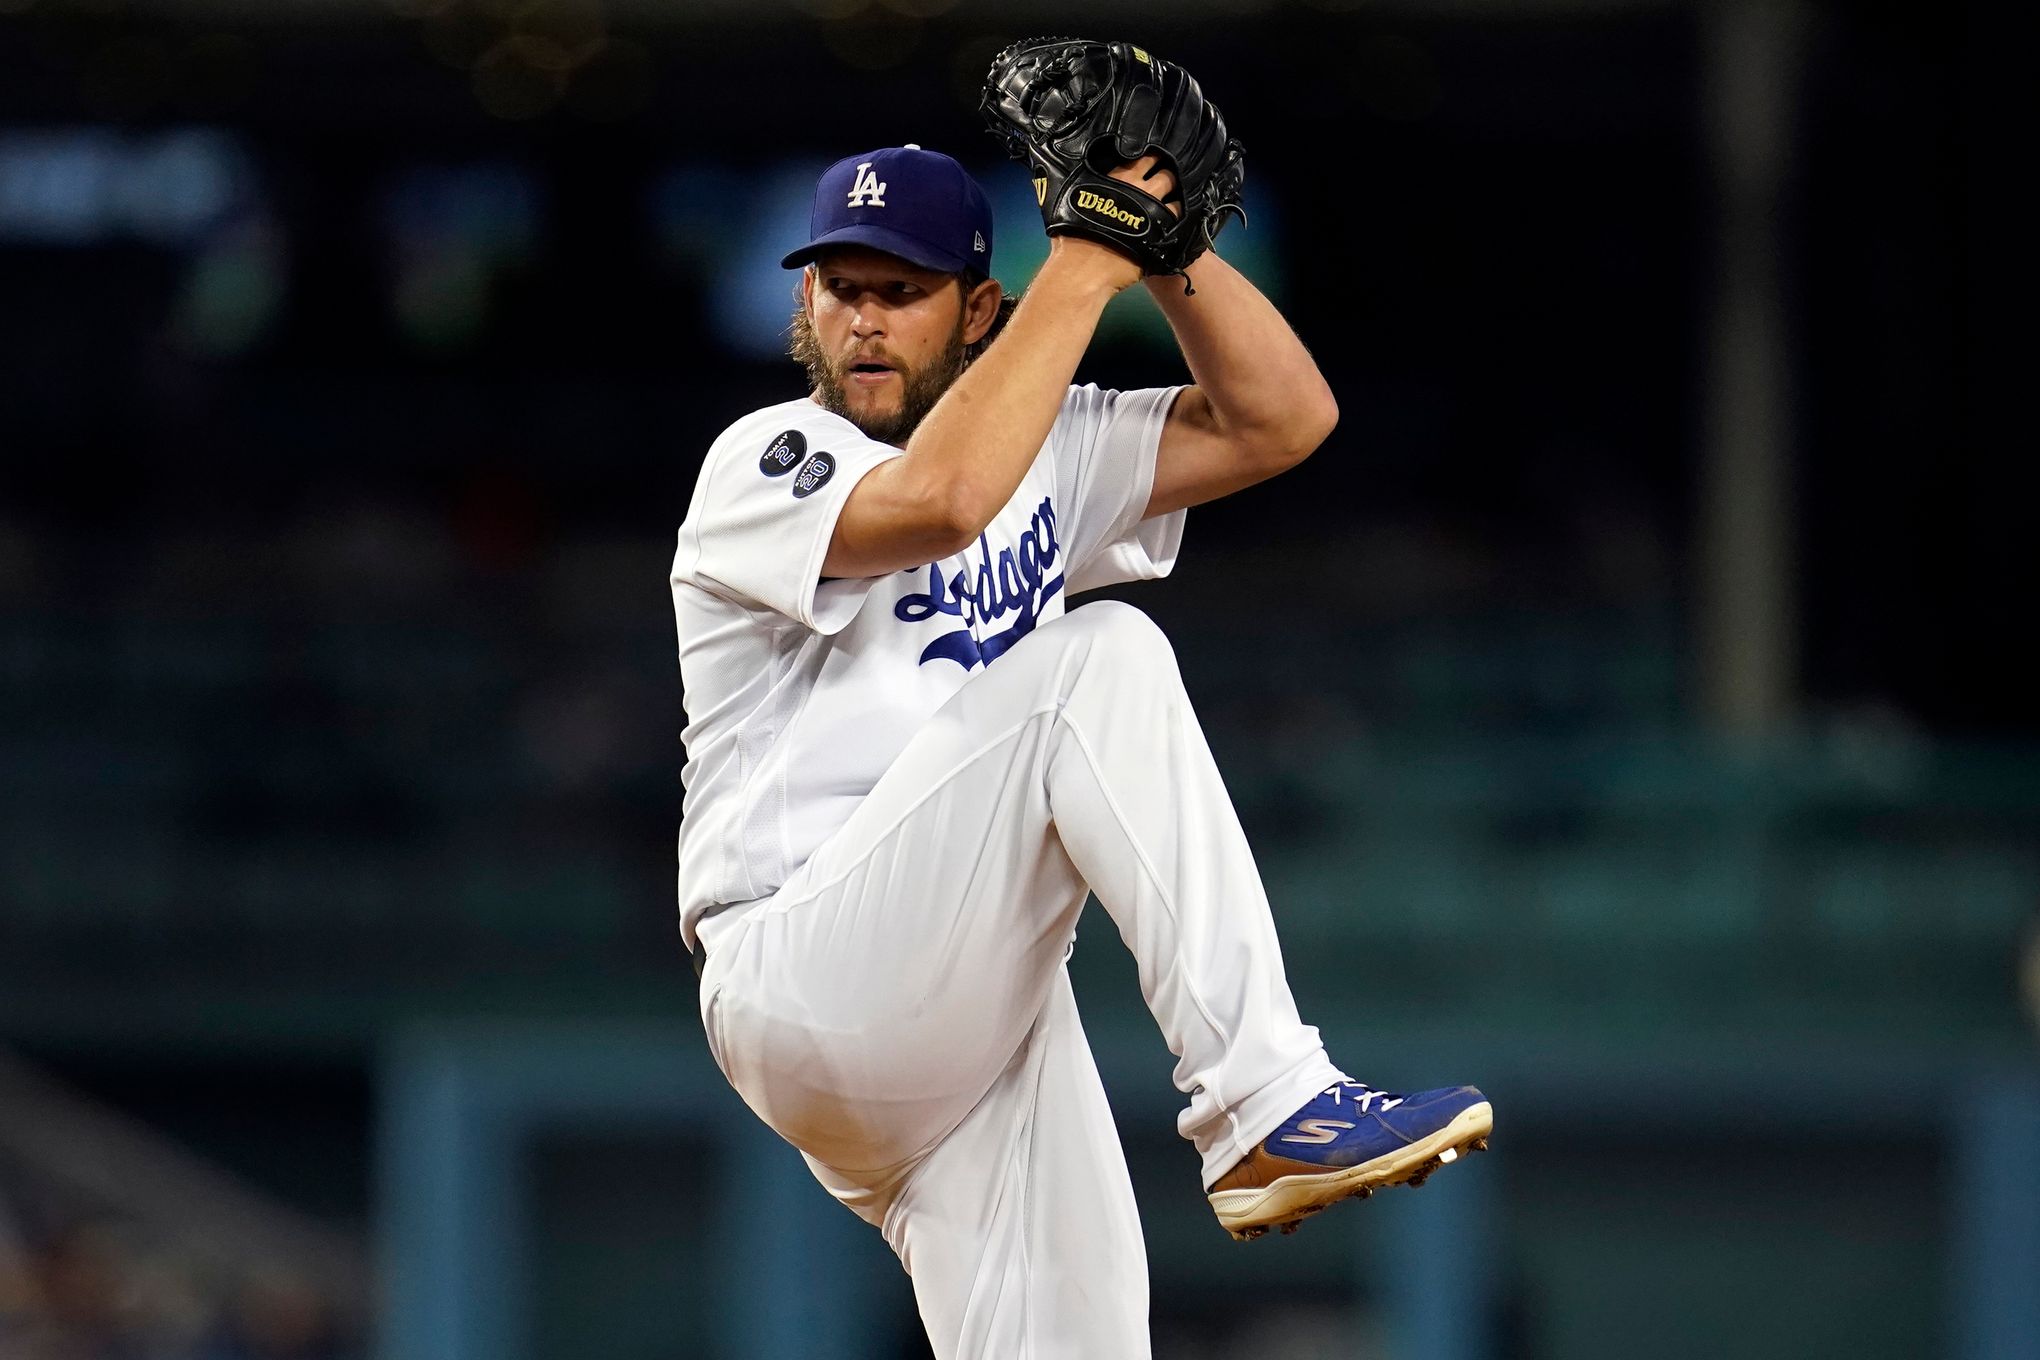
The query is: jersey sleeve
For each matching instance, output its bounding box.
[675,407,905,634]
[1050,383,1190,596]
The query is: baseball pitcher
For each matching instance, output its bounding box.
[671,38,1493,1358]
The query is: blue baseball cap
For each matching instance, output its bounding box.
[780,144,995,277]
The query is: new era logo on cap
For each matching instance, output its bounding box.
[781,145,995,277]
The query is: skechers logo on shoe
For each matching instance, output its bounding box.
[1074,190,1143,229]
[1280,1119,1357,1146]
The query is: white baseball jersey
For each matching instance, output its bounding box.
[670,383,1188,948]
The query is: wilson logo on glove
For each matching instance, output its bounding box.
[981,36,1247,294]
[1074,191,1144,229]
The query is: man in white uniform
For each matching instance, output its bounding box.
[672,143,1492,1358]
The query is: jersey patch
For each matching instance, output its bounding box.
[791,452,836,499]
[759,429,807,477]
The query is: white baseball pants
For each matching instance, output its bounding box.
[695,601,1342,1359]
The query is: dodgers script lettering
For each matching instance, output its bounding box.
[895,496,1064,670]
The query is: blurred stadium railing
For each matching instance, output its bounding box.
[0,1052,366,1360]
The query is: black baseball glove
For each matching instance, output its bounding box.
[981,37,1245,293]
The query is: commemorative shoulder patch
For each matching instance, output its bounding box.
[759,429,806,477]
[791,452,836,499]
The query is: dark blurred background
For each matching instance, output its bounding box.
[1,0,2034,1357]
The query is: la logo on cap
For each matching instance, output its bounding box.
[847,162,887,208]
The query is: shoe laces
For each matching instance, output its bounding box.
[1322,1080,1403,1114]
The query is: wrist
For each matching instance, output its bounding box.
[1042,235,1142,297]
[1144,249,1218,301]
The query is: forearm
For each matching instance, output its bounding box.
[1146,252,1337,456]
[899,243,1129,541]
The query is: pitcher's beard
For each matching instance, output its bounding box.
[789,308,968,448]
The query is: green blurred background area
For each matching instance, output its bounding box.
[0,0,2033,1357]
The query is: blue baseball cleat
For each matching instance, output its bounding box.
[1207,1080,1493,1240]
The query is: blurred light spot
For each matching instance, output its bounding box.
[566,38,652,123]
[171,215,285,358]
[648,163,744,274]
[382,159,540,253]
[128,130,242,244]
[0,128,248,247]
[504,31,574,74]
[393,247,492,348]
[0,130,122,244]
[512,0,606,68]
[380,159,542,346]
[697,160,830,359]
[471,39,566,118]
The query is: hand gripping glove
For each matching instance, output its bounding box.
[981,37,1245,293]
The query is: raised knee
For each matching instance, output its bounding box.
[1060,600,1177,668]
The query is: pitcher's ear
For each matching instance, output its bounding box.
[962,275,1003,346]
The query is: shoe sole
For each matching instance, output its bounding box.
[1208,1100,1494,1241]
